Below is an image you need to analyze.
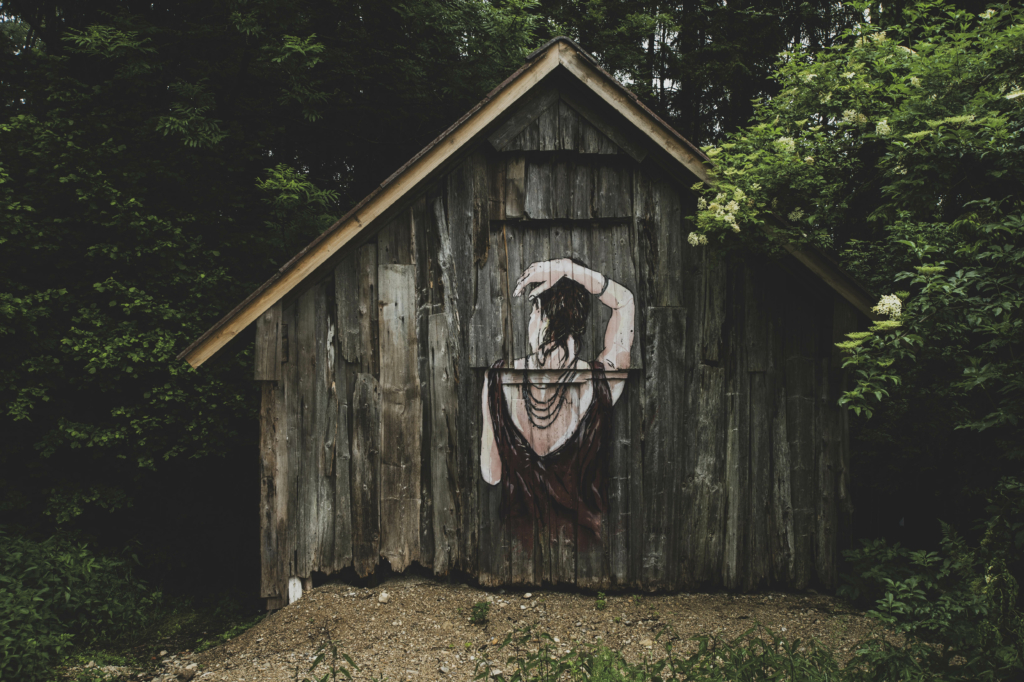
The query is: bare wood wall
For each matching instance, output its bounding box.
[256,120,855,604]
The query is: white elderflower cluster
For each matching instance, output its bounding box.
[775,136,796,153]
[876,119,891,136]
[909,76,921,87]
[706,191,743,233]
[842,109,868,125]
[697,197,707,210]
[733,187,746,202]
[687,232,708,247]
[872,294,902,319]
[820,92,832,104]
[788,207,804,222]
[1005,89,1024,100]
[896,45,918,56]
[843,71,856,79]
[870,31,888,43]
[804,156,815,164]
[980,8,996,19]
[802,73,818,83]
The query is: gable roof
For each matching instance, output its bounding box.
[178,37,874,369]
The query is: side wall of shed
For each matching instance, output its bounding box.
[255,133,856,604]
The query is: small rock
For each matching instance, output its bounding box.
[530,600,537,607]
[86,661,96,669]
[523,593,532,599]
[439,667,450,674]
[392,620,402,626]
[160,651,168,657]
[640,638,653,648]
[489,669,503,677]
[378,591,390,604]
[553,637,560,643]
[185,663,198,670]
[520,605,527,610]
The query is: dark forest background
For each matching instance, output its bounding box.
[0,0,1013,638]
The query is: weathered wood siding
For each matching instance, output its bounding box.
[256,94,856,602]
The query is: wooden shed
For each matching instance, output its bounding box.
[179,38,873,608]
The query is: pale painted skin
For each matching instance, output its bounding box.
[480,259,635,485]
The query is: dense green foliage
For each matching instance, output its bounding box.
[0,528,158,681]
[840,476,1024,680]
[692,0,1024,535]
[0,0,539,574]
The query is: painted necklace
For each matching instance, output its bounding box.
[522,355,576,430]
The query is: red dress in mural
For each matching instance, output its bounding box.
[480,258,634,556]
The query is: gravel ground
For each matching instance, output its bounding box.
[133,574,880,682]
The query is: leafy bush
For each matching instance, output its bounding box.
[0,528,160,681]
[840,476,1024,681]
[595,592,607,611]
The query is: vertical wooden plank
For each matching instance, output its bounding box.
[520,119,540,150]
[444,152,485,575]
[701,251,727,362]
[596,163,632,218]
[260,382,283,600]
[378,264,422,572]
[255,302,282,381]
[313,281,337,573]
[281,300,300,582]
[337,252,362,365]
[770,372,795,584]
[558,101,579,150]
[489,155,506,222]
[359,245,380,376]
[553,161,572,219]
[429,314,460,575]
[723,268,749,590]
[332,322,353,571]
[785,356,816,589]
[654,181,683,307]
[642,307,686,590]
[572,162,593,219]
[295,286,318,579]
[690,363,727,586]
[745,265,769,372]
[580,119,603,154]
[377,211,412,266]
[624,375,644,588]
[537,103,558,151]
[351,373,381,577]
[470,230,510,367]
[837,371,853,558]
[505,156,525,220]
[747,371,771,588]
[504,224,527,361]
[524,161,553,220]
[412,195,434,571]
[815,362,841,588]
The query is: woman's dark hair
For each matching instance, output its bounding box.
[535,258,590,360]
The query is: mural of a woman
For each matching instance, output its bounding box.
[480,257,634,554]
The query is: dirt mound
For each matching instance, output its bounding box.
[191,575,875,681]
